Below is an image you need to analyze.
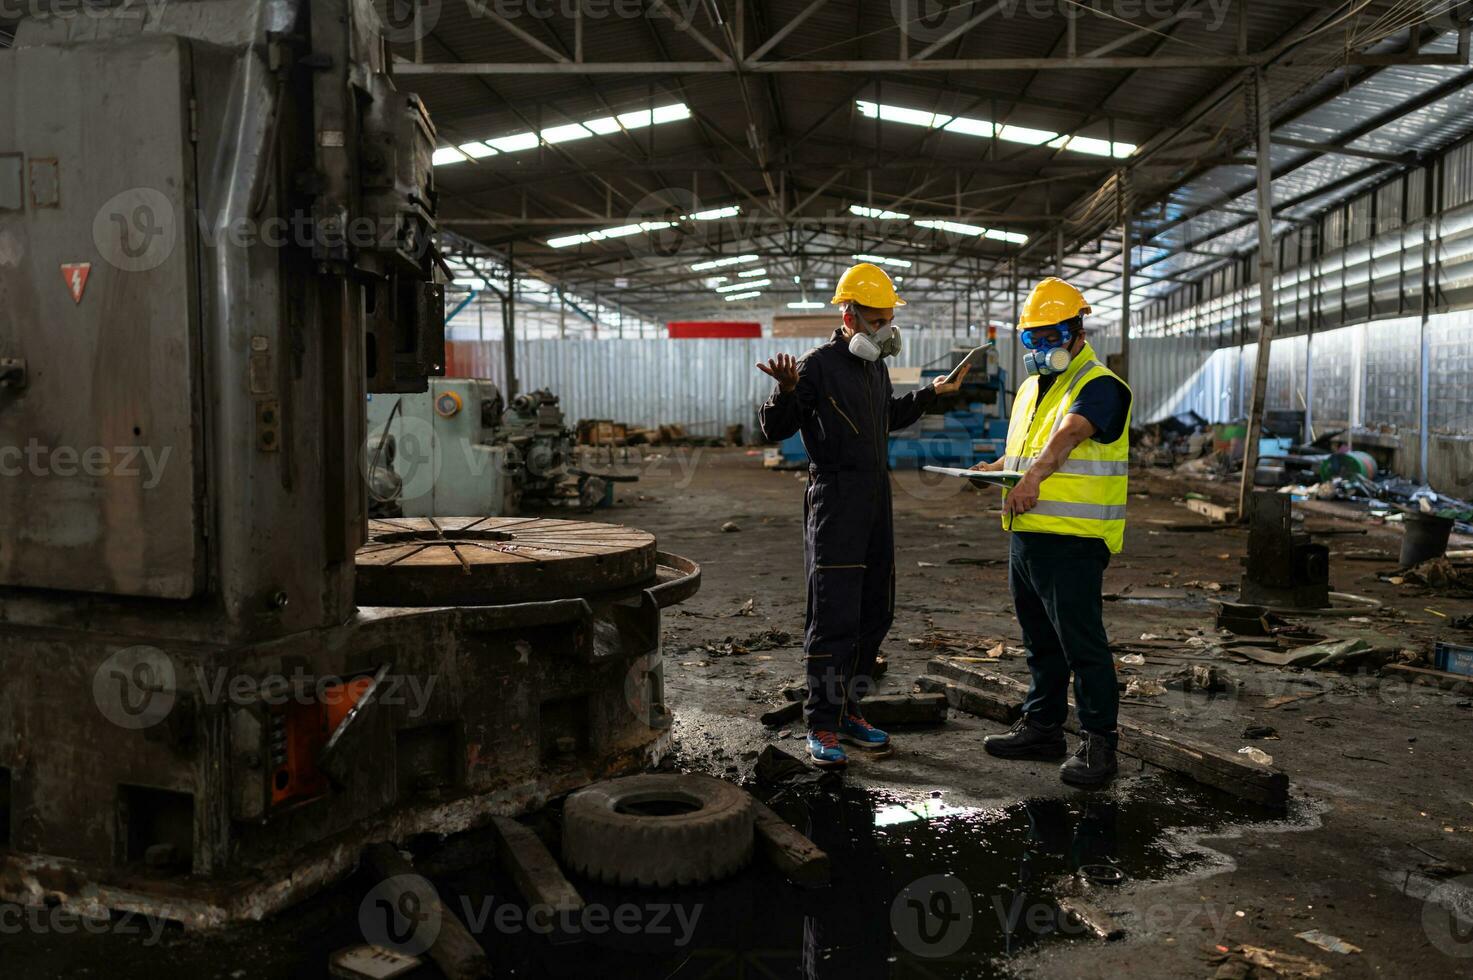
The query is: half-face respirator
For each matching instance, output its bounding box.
[1020,321,1076,376]
[847,313,902,362]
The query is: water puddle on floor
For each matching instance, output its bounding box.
[459,770,1280,979]
[0,773,1284,979]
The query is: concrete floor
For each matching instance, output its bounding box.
[4,447,1471,979]
[622,446,1473,979]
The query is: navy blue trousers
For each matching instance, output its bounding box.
[803,471,894,731]
[1009,531,1119,735]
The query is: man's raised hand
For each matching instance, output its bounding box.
[757,353,799,393]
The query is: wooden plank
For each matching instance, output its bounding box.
[913,675,1017,724]
[490,817,584,928]
[361,843,488,980]
[759,701,802,727]
[924,659,1289,808]
[751,799,830,887]
[1381,664,1473,692]
[760,687,942,729]
[1185,498,1236,523]
[862,692,948,725]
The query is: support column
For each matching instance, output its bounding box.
[503,244,519,398]
[1238,68,1277,518]
[1120,207,1132,383]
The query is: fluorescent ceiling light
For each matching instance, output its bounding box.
[737,268,768,278]
[787,301,825,309]
[856,99,1136,158]
[544,218,686,249]
[850,204,910,220]
[488,132,539,153]
[915,218,1029,245]
[584,116,621,135]
[690,205,740,221]
[541,123,592,144]
[690,253,760,271]
[998,124,1056,146]
[723,291,761,302]
[853,253,911,268]
[434,102,692,165]
[716,279,769,293]
[857,100,949,128]
[652,103,692,124]
[942,116,993,138]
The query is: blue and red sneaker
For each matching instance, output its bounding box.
[839,713,891,751]
[807,730,848,767]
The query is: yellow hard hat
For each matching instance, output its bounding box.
[831,262,906,308]
[1018,277,1090,330]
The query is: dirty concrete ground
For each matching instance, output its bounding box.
[3,448,1471,979]
[635,447,1473,979]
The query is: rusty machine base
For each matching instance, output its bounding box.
[0,520,698,928]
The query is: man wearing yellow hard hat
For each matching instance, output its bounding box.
[971,277,1132,787]
[756,262,971,768]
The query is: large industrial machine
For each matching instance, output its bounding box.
[366,380,608,518]
[0,0,696,926]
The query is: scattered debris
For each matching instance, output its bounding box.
[754,745,823,786]
[1401,557,1472,592]
[1125,678,1167,698]
[1242,725,1279,740]
[1118,653,1146,666]
[721,521,742,533]
[329,946,421,980]
[1295,930,1361,955]
[1055,896,1125,941]
[1232,638,1388,671]
[683,627,793,659]
[732,597,757,617]
[1213,944,1331,978]
[1237,746,1274,766]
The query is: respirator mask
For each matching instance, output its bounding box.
[847,309,902,362]
[1020,321,1076,377]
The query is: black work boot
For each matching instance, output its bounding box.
[983,716,1068,760]
[1060,731,1119,788]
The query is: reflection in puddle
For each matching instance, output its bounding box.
[0,772,1289,980]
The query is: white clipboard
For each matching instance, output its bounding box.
[923,465,1025,487]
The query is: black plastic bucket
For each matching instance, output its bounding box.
[1400,511,1454,568]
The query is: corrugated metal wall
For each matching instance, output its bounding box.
[442,314,1472,487]
[446,333,1021,436]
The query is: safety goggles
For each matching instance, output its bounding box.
[1019,325,1070,351]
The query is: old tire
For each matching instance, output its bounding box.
[561,774,755,887]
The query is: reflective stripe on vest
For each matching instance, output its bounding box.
[1028,500,1128,521]
[1007,456,1128,476]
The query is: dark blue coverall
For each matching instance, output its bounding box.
[759,329,938,732]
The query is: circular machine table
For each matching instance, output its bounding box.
[355,517,659,606]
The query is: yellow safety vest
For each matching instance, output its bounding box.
[1002,342,1131,553]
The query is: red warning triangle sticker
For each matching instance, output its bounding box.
[61,263,92,305]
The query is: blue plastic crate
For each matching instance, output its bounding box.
[1434,641,1473,677]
